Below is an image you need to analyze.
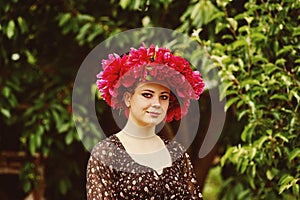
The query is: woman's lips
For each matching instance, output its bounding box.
[147,111,161,117]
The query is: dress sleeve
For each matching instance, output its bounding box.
[86,141,116,200]
[182,152,203,199]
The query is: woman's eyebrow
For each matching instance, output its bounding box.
[142,89,154,93]
[141,89,170,95]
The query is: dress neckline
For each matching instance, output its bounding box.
[110,134,175,175]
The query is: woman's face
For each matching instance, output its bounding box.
[124,82,170,127]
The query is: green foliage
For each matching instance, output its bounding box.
[203,165,223,200]
[179,0,223,32]
[183,0,300,199]
[19,162,38,193]
[0,0,106,198]
[2,0,299,199]
[0,0,188,199]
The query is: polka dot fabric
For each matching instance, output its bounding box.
[86,135,203,199]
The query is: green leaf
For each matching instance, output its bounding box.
[240,159,248,173]
[52,110,61,128]
[237,188,251,199]
[216,0,232,7]
[2,86,11,97]
[275,145,282,157]
[58,123,69,133]
[219,81,233,101]
[266,169,276,180]
[145,75,153,81]
[215,22,229,34]
[238,25,249,34]
[288,148,300,162]
[240,79,260,89]
[59,179,69,195]
[17,16,28,34]
[241,124,254,142]
[270,94,288,101]
[295,58,300,64]
[247,100,256,115]
[58,13,71,27]
[119,0,130,9]
[275,58,286,66]
[76,23,92,43]
[251,55,268,65]
[191,1,201,20]
[270,109,281,120]
[292,184,299,198]
[289,90,300,103]
[250,148,256,160]
[279,174,294,194]
[251,164,256,178]
[77,14,94,22]
[292,27,300,37]
[0,108,11,118]
[65,131,74,145]
[276,45,293,56]
[42,146,50,157]
[274,133,289,143]
[224,96,240,111]
[254,135,268,148]
[23,181,31,193]
[244,16,254,24]
[227,18,238,31]
[279,174,294,185]
[36,125,44,136]
[264,63,280,74]
[220,146,235,166]
[232,39,248,50]
[237,110,248,121]
[8,94,18,107]
[35,134,41,148]
[251,32,266,42]
[29,134,36,155]
[25,50,37,65]
[87,27,102,42]
[6,20,15,39]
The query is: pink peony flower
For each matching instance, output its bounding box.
[96,44,205,122]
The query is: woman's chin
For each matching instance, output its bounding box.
[147,118,165,126]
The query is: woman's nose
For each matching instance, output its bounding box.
[151,96,161,108]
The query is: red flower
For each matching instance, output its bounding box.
[120,69,138,87]
[155,48,172,64]
[96,44,205,122]
[167,71,186,88]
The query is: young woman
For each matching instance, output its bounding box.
[87,44,205,199]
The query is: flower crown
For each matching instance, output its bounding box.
[96,44,205,122]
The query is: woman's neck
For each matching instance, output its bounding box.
[122,120,156,139]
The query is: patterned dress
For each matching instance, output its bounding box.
[86,134,203,199]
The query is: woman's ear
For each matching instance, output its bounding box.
[123,92,131,107]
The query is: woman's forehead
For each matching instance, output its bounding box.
[135,82,170,93]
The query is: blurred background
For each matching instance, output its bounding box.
[0,0,299,199]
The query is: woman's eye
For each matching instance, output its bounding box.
[161,95,169,100]
[142,93,152,98]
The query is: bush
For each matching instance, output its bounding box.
[184,0,300,199]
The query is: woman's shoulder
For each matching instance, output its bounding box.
[90,134,121,157]
[159,135,187,159]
